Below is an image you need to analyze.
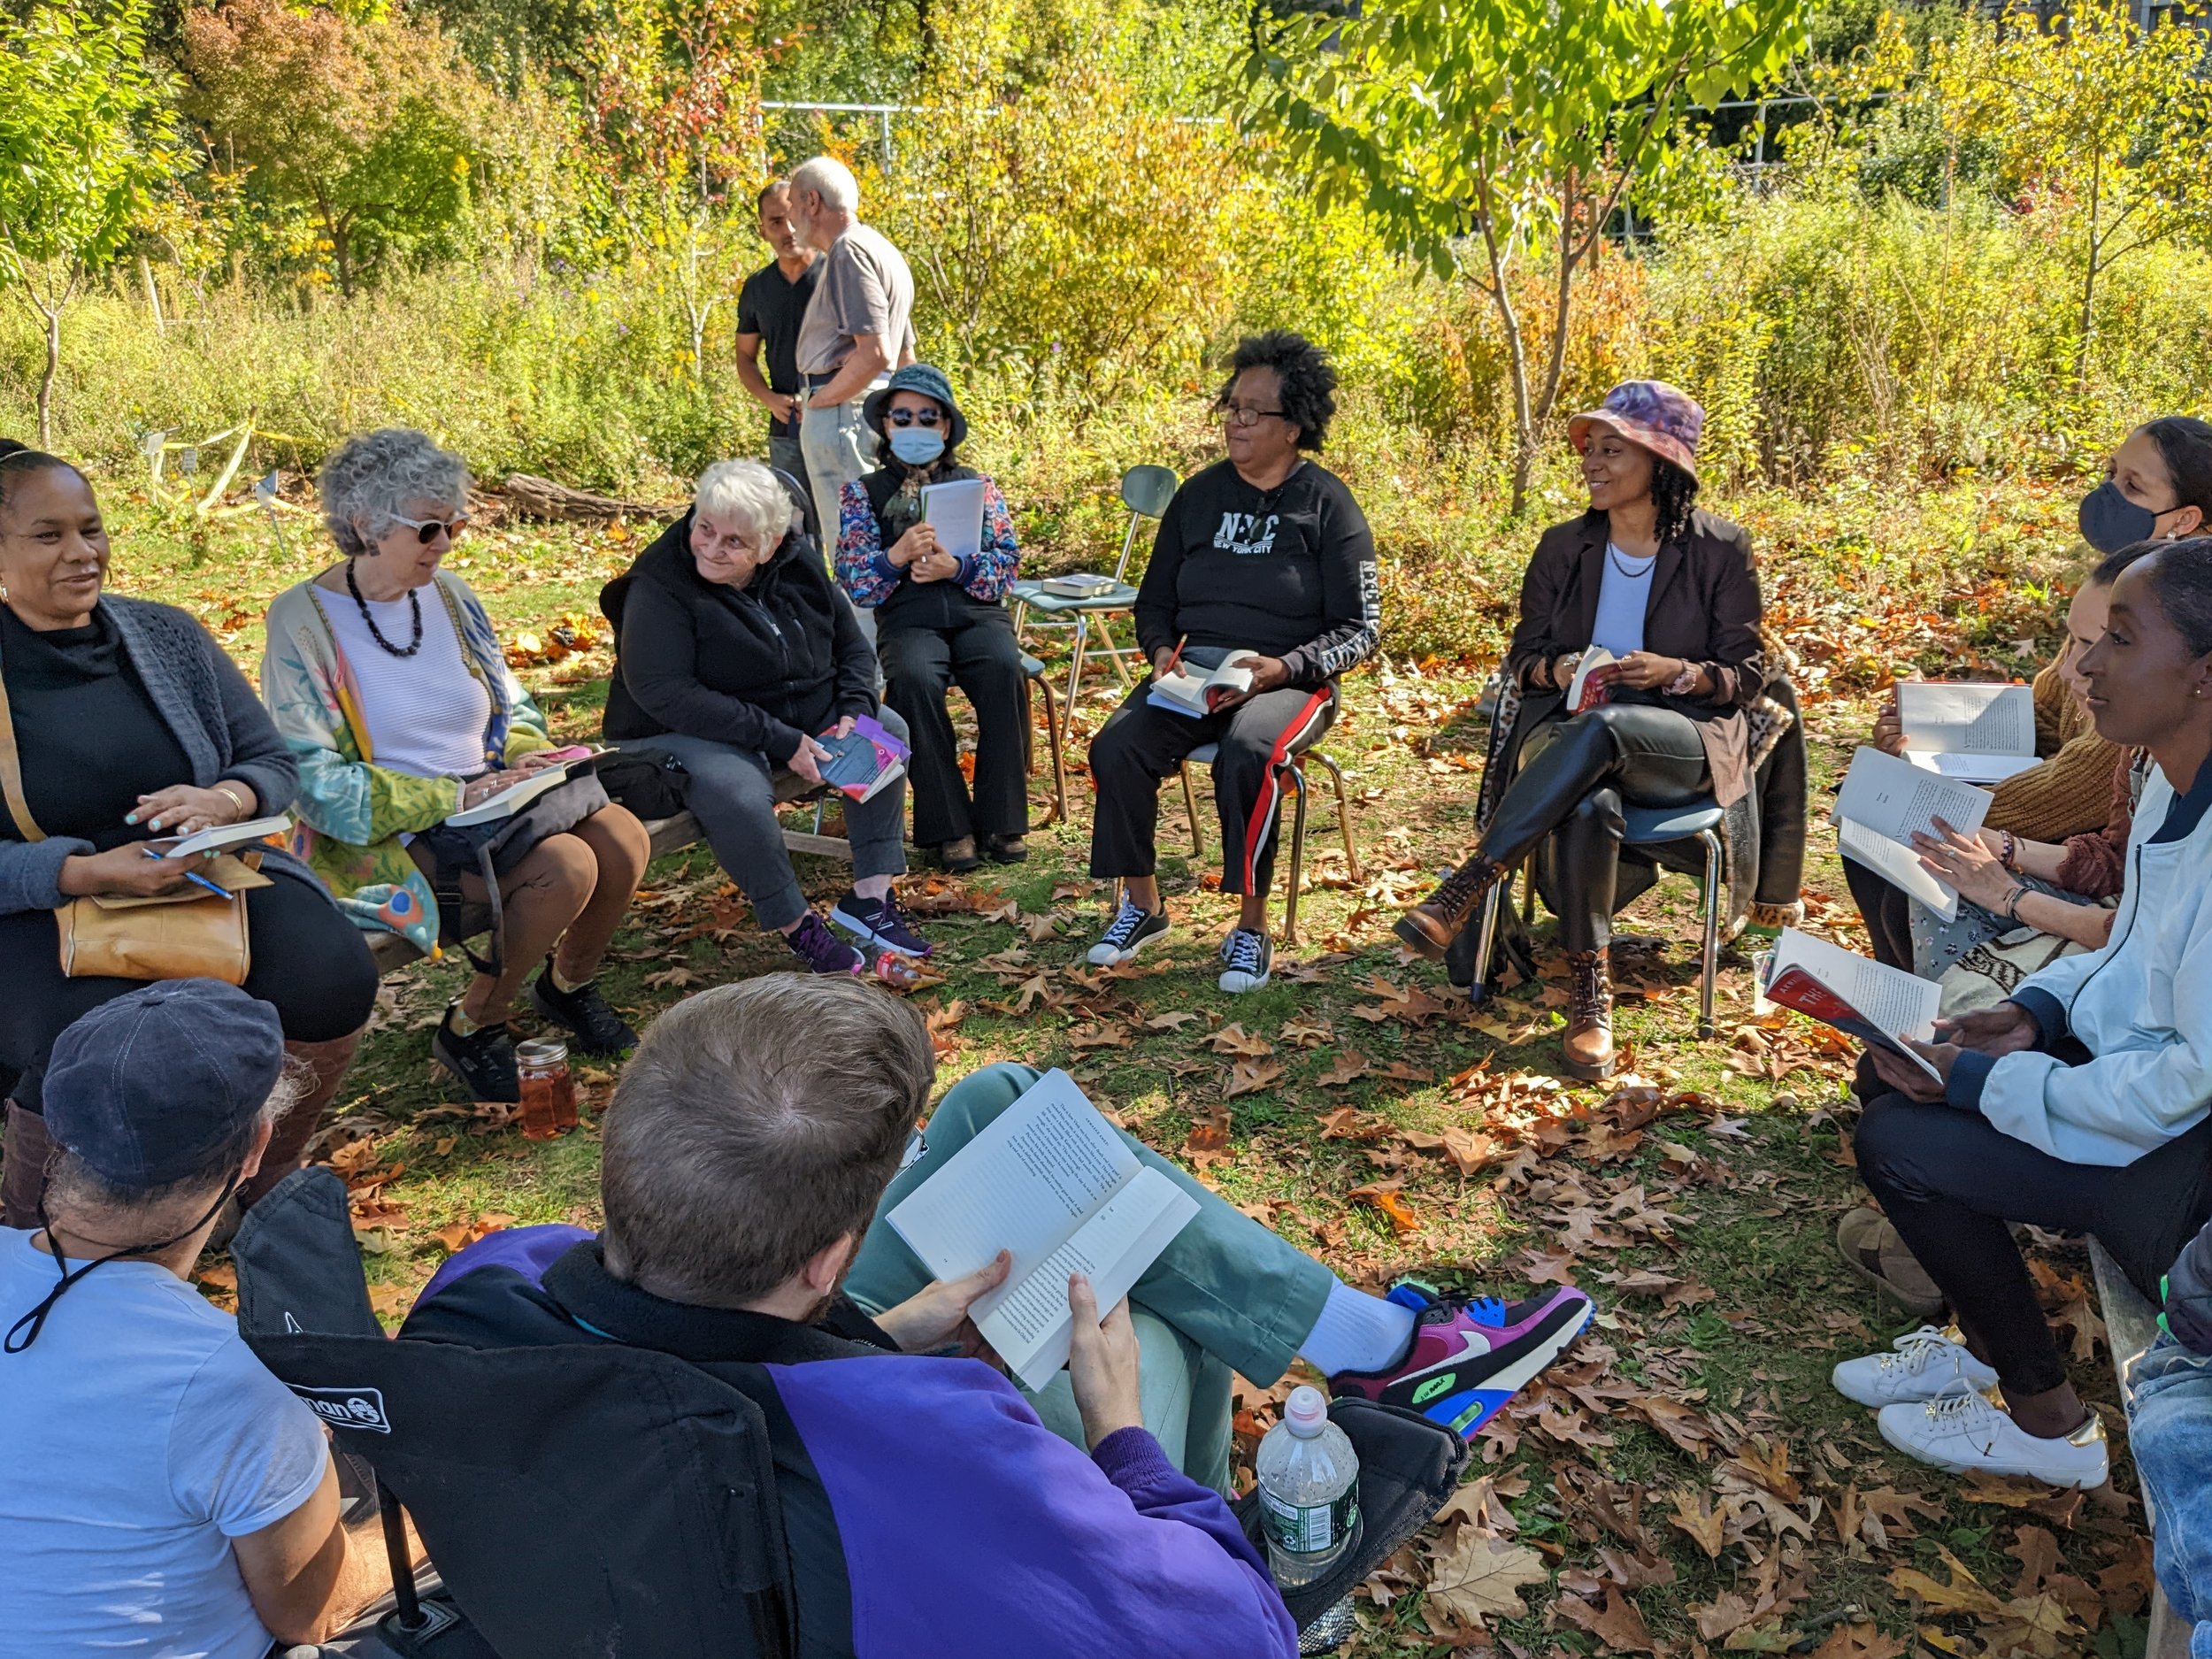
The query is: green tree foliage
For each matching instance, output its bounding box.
[179,0,485,296]
[0,0,180,446]
[1242,0,1810,509]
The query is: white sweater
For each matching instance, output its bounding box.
[1970,764,2212,1165]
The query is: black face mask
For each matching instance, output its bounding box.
[2078,479,2162,554]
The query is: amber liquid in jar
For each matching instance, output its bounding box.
[515,1038,576,1140]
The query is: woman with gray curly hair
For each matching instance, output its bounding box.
[262,427,650,1103]
[601,457,933,974]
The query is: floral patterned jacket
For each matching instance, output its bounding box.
[833,472,1020,608]
[260,571,552,953]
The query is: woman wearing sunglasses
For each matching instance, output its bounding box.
[833,365,1028,872]
[263,428,650,1102]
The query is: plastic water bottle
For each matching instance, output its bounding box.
[1256,1386,1361,1587]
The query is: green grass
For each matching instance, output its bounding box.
[89,472,2158,1657]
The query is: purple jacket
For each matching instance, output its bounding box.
[414,1226,1297,1659]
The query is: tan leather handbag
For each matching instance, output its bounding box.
[0,671,257,986]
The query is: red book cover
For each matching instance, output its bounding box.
[1766,967,1939,1080]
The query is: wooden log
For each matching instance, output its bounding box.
[502,473,678,523]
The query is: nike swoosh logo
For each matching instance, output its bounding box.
[1391,1330,1494,1384]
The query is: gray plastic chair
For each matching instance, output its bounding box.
[1010,464,1179,709]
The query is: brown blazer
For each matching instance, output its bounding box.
[1502,507,1768,807]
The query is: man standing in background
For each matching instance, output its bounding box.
[787,154,917,634]
[734,180,819,508]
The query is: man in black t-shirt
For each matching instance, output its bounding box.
[1083,333,1381,997]
[735,180,820,506]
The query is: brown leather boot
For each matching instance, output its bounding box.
[1393,855,1506,960]
[240,1027,365,1210]
[1561,949,1616,1081]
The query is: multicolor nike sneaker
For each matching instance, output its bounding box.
[1329,1280,1595,1438]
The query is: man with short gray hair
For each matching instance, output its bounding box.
[786,154,918,620]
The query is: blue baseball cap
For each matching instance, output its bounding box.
[43,980,287,1190]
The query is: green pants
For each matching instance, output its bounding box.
[846,1063,1334,1494]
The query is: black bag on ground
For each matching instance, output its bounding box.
[414,771,611,979]
[594,749,690,821]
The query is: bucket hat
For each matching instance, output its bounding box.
[1567,380,1705,480]
[862,364,968,451]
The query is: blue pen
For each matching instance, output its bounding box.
[142,844,231,900]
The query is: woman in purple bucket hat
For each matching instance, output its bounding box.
[1394,380,1768,1080]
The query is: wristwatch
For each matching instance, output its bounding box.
[1665,661,1701,697]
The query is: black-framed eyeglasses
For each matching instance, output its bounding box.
[390,512,470,545]
[886,409,945,428]
[1217,403,1290,430]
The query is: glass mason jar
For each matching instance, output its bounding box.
[515,1038,577,1140]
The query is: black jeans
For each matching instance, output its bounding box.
[0,870,378,1113]
[1089,680,1337,896]
[878,610,1030,847]
[1855,1061,2212,1395]
[1844,859,1916,972]
[1479,703,1711,954]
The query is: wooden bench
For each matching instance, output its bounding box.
[365,773,849,976]
[2088,1239,2191,1659]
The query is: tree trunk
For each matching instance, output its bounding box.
[36,304,60,450]
[2077,151,2102,389]
[1474,182,1537,516]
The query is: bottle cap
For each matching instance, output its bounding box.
[1284,1385,1328,1437]
[515,1038,568,1067]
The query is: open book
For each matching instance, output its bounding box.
[884,1069,1200,1391]
[817,715,910,803]
[160,814,292,859]
[1896,682,2038,783]
[1039,572,1122,600]
[1565,645,1616,714]
[447,750,601,828]
[1148,651,1257,718]
[920,477,987,565]
[1763,927,1941,1081]
[1832,746,1992,922]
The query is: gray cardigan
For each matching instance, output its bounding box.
[0,595,301,915]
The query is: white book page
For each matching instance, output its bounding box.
[1770,927,1939,1043]
[1896,682,2035,758]
[921,478,987,563]
[1905,751,2040,784]
[1834,746,1993,842]
[162,815,292,858]
[1836,818,1961,921]
[445,760,583,827]
[976,1168,1200,1391]
[884,1069,1139,1286]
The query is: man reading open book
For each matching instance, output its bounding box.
[403,976,1591,1656]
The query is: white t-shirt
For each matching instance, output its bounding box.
[313,582,493,780]
[1590,541,1655,658]
[0,1227,330,1657]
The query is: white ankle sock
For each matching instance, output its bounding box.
[1297,1280,1418,1378]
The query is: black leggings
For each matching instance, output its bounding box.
[0,871,379,1112]
[1855,1062,2212,1395]
[878,610,1030,846]
[1479,703,1711,954]
[1844,859,1916,972]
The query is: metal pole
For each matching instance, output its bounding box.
[879,108,893,171]
[1755,99,1767,167]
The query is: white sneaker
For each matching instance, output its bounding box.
[1877,1382,2108,1488]
[1217,926,1272,995]
[1832,1324,2000,1408]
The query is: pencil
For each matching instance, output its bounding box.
[1162,634,1189,678]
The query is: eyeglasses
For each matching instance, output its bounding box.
[1218,403,1290,430]
[391,512,470,545]
[886,409,945,428]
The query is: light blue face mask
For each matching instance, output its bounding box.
[887,426,946,466]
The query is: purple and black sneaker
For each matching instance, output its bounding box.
[830,889,934,958]
[784,911,865,975]
[1329,1280,1595,1439]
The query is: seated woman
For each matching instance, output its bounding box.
[1830,538,2212,1491]
[0,445,377,1229]
[835,365,1026,873]
[263,429,649,1104]
[603,458,933,975]
[1085,331,1381,996]
[1848,416,2212,969]
[1395,381,1764,1081]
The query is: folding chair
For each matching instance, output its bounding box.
[1467,796,1724,1038]
[1173,744,1363,947]
[1010,463,1179,710]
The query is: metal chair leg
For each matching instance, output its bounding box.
[1520,854,1538,925]
[1469,879,1505,1005]
[1065,612,1093,710]
[1698,828,1722,1039]
[1281,764,1309,947]
[1308,749,1362,879]
[1028,672,1066,830]
[1087,611,1137,687]
[1180,762,1204,856]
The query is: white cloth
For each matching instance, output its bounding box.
[1589,542,1655,658]
[1986,764,2212,1164]
[312,582,492,779]
[0,1227,329,1657]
